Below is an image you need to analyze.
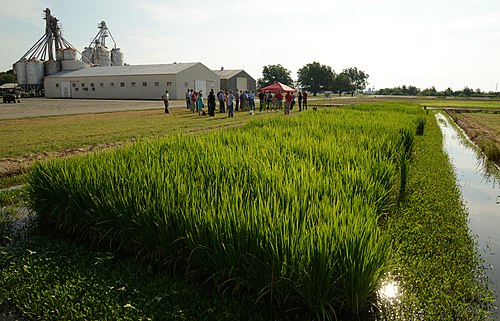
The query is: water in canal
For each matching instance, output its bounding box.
[436,112,500,319]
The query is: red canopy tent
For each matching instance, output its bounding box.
[258,82,297,93]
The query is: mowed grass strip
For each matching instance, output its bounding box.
[0,107,274,159]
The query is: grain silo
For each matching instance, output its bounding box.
[111,48,124,66]
[13,8,86,95]
[13,59,27,85]
[25,59,45,85]
[83,21,124,67]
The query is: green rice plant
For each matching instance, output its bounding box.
[27,103,425,318]
[478,139,500,163]
[416,116,426,136]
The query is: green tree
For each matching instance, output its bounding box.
[257,64,293,88]
[444,87,454,96]
[297,62,335,95]
[421,86,438,96]
[462,87,473,97]
[332,73,351,97]
[340,67,369,97]
[0,69,16,86]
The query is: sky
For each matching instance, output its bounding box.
[1,0,499,92]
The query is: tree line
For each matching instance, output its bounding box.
[375,85,499,98]
[257,63,369,96]
[0,69,16,86]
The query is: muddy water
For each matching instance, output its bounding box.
[436,113,500,318]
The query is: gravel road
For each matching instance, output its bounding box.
[0,98,186,119]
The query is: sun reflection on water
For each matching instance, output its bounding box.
[379,280,399,300]
[378,275,402,302]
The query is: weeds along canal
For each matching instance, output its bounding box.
[436,112,500,319]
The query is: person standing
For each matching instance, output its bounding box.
[185,89,191,109]
[235,89,240,111]
[161,90,170,114]
[240,90,247,111]
[208,89,216,116]
[248,90,255,111]
[275,91,283,111]
[266,92,273,111]
[303,91,308,110]
[218,90,226,113]
[197,91,204,115]
[227,90,235,117]
[191,91,198,113]
[258,90,265,112]
[284,91,292,115]
[298,92,303,111]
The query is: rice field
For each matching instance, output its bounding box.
[27,103,426,318]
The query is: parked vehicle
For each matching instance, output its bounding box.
[3,94,19,103]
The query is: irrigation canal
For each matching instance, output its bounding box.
[436,112,500,319]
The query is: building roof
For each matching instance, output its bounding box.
[45,63,201,78]
[0,83,18,89]
[213,69,245,79]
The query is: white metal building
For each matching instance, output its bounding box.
[44,62,220,100]
[213,69,256,92]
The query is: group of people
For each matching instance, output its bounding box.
[163,88,309,116]
[214,89,309,116]
[259,90,308,114]
[185,89,206,115]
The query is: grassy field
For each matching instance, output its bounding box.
[0,101,494,320]
[0,108,269,159]
[0,97,497,319]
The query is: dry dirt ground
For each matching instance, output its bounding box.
[0,98,185,178]
[0,97,180,119]
[446,110,500,147]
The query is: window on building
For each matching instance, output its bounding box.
[90,83,95,88]
[92,88,96,91]
[184,81,189,87]
[100,83,104,87]
[142,82,148,87]
[110,83,115,87]
[131,82,136,87]
[56,83,59,88]
[75,88,79,91]
[72,83,76,87]
[120,82,125,87]
[155,82,160,87]
[166,82,171,86]
[81,83,85,87]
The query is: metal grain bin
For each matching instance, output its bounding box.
[82,47,94,64]
[61,60,89,71]
[56,49,64,61]
[13,60,28,85]
[26,59,45,85]
[95,45,111,66]
[44,59,61,76]
[111,48,124,66]
[63,48,77,61]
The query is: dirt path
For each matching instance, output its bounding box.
[0,142,124,177]
[0,98,186,119]
[0,98,189,178]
